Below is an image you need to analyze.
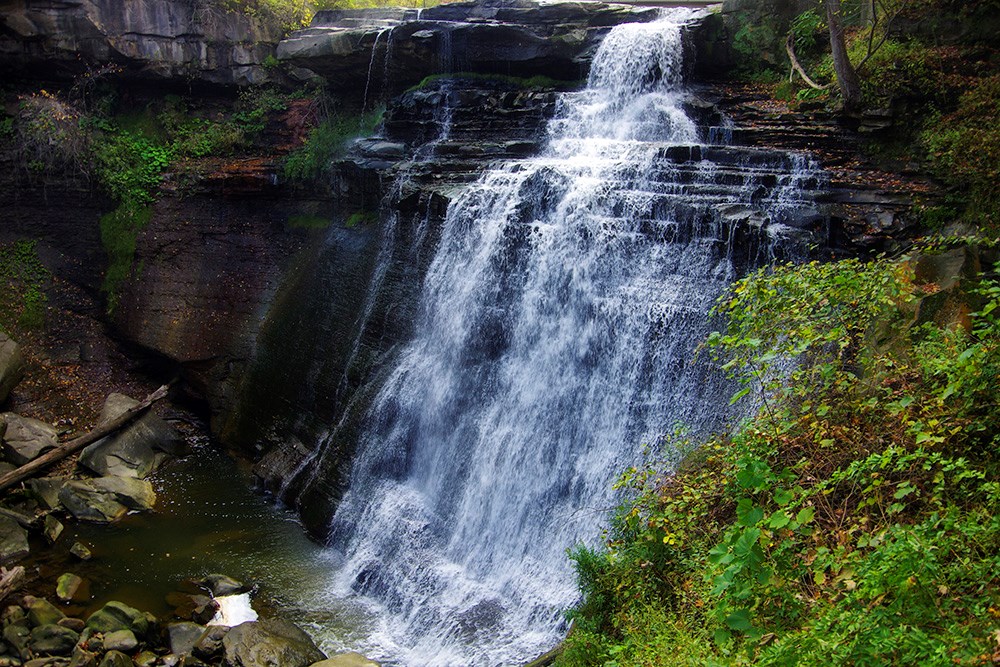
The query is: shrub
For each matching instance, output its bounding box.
[283,107,383,181]
[0,239,50,331]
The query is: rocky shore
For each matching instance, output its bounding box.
[0,325,376,666]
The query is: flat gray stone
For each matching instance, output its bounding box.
[167,622,205,656]
[58,476,155,523]
[78,393,183,479]
[0,413,57,465]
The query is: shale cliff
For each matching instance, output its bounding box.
[0,0,927,538]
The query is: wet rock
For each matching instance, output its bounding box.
[311,653,382,667]
[69,543,92,561]
[167,622,205,656]
[97,651,130,667]
[27,599,65,628]
[101,629,137,653]
[84,602,148,637]
[29,624,78,656]
[58,477,156,523]
[43,516,63,545]
[3,623,29,657]
[0,415,57,465]
[0,518,29,565]
[192,625,228,661]
[78,394,184,479]
[134,650,157,667]
[3,604,27,627]
[27,478,68,511]
[0,334,24,405]
[56,618,84,632]
[55,574,83,603]
[200,574,246,597]
[68,646,97,667]
[222,619,325,667]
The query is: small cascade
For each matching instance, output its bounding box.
[299,9,831,667]
[362,28,390,113]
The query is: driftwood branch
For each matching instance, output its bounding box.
[0,384,170,494]
[0,566,25,603]
[786,33,831,90]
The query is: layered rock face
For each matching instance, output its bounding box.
[0,0,283,85]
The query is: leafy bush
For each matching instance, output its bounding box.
[559,247,1000,666]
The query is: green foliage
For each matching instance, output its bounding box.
[730,12,781,78]
[560,250,1000,666]
[93,131,171,205]
[0,239,50,331]
[922,76,1000,230]
[233,85,289,138]
[100,203,153,313]
[345,211,377,228]
[283,108,383,181]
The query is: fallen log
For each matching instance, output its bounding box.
[0,384,170,494]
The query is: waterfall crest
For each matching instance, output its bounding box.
[316,10,827,665]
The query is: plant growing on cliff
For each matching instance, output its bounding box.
[559,244,1000,666]
[283,107,383,182]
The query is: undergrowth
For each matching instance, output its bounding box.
[559,242,1000,667]
[283,107,383,181]
[0,239,50,332]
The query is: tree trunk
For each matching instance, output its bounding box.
[824,0,863,112]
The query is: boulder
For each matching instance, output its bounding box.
[166,622,205,656]
[200,573,246,597]
[102,629,137,652]
[27,477,68,511]
[0,517,29,565]
[311,653,382,667]
[0,414,57,465]
[85,601,149,637]
[78,393,183,479]
[58,476,156,523]
[193,625,229,661]
[3,623,29,657]
[0,333,24,404]
[29,624,79,656]
[27,599,66,627]
[222,619,325,667]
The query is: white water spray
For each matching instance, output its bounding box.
[316,10,826,666]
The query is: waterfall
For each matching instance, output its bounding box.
[316,10,827,666]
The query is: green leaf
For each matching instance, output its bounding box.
[795,507,816,525]
[768,511,791,529]
[725,609,753,632]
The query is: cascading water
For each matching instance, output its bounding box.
[316,10,827,666]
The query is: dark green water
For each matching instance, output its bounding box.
[35,441,372,654]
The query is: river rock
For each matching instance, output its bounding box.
[69,542,92,561]
[57,617,85,632]
[0,414,57,465]
[85,601,148,637]
[29,624,79,656]
[58,476,156,523]
[0,333,24,405]
[78,393,183,479]
[310,653,381,667]
[3,623,29,657]
[192,625,228,661]
[43,515,64,544]
[200,574,246,597]
[0,517,29,565]
[167,622,205,656]
[27,599,65,627]
[68,646,98,667]
[27,477,68,511]
[55,574,84,603]
[102,629,137,653]
[97,651,131,667]
[222,619,325,667]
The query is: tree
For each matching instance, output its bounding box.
[824,0,863,111]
